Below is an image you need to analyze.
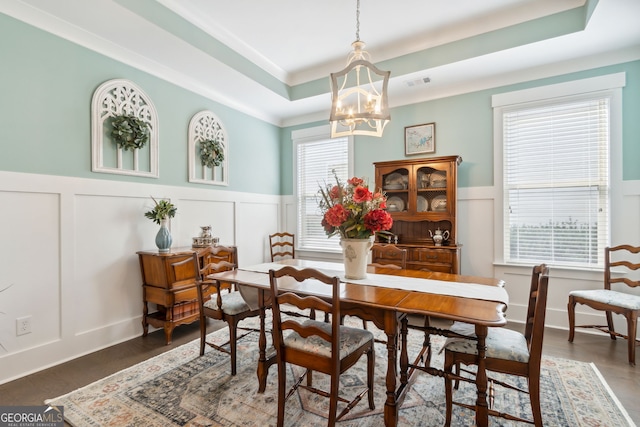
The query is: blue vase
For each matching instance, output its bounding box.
[155,219,172,253]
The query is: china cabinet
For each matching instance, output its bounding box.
[374,155,462,273]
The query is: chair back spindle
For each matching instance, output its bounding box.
[269,232,295,261]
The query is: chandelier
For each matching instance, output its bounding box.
[329,0,390,138]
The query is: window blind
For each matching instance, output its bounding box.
[503,96,610,267]
[296,136,348,252]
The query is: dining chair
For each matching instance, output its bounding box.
[369,243,407,269]
[269,266,375,426]
[568,244,640,365]
[269,232,295,261]
[365,244,410,337]
[195,245,261,375]
[442,264,550,427]
[368,245,431,356]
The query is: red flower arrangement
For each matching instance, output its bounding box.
[318,173,393,239]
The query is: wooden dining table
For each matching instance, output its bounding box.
[209,259,508,427]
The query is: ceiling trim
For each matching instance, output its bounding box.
[115,0,592,105]
[114,0,291,99]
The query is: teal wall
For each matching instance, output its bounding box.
[282,60,640,195]
[0,13,281,195]
[2,11,639,198]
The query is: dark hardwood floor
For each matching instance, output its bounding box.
[1,320,637,425]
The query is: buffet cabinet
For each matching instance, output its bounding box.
[137,246,236,344]
[374,155,462,273]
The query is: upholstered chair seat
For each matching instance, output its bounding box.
[444,322,530,363]
[284,320,374,358]
[569,289,640,310]
[203,291,251,316]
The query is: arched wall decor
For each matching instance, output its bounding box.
[188,110,228,186]
[91,79,159,177]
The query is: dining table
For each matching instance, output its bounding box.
[208,259,508,427]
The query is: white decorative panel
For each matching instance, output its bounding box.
[73,195,152,334]
[176,199,236,247]
[236,201,279,264]
[91,79,159,178]
[188,110,228,186]
[0,191,60,354]
[458,198,495,278]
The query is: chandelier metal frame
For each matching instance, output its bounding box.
[329,0,390,138]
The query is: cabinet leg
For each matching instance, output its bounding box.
[142,301,149,337]
[164,324,173,345]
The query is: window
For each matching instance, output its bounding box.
[494,73,624,269]
[293,126,352,252]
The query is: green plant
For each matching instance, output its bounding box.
[111,115,150,151]
[200,139,225,168]
[144,197,177,224]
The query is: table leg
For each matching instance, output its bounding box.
[257,289,268,393]
[400,316,409,386]
[384,313,399,427]
[474,325,489,427]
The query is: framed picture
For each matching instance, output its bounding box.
[405,122,435,155]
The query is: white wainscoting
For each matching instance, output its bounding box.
[1,172,639,384]
[0,171,281,384]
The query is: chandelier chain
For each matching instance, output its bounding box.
[355,0,361,41]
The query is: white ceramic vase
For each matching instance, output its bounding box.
[340,238,373,280]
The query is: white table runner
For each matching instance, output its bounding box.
[238,262,509,305]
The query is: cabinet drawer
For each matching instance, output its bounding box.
[144,284,204,306]
[409,248,453,264]
[372,248,406,268]
[173,286,199,303]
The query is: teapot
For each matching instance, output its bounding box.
[428,228,450,246]
[200,225,212,238]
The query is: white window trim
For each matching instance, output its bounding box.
[492,72,625,270]
[292,125,354,255]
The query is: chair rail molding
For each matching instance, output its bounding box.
[188,110,229,186]
[91,79,159,178]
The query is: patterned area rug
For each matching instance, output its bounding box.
[47,316,635,427]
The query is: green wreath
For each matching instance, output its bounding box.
[200,139,225,168]
[111,115,150,151]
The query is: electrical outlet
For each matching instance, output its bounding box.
[16,316,32,336]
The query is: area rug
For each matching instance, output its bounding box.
[47,316,635,427]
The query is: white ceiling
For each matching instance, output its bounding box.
[3,0,640,126]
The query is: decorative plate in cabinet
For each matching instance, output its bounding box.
[417,196,429,212]
[387,196,405,212]
[431,195,447,211]
[429,171,447,188]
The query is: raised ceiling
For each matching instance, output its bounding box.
[3,0,640,126]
